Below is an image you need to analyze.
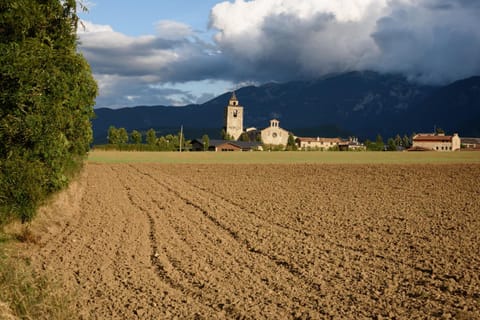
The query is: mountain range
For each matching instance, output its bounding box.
[92,71,480,144]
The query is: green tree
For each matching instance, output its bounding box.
[118,127,128,145]
[221,128,234,141]
[202,134,210,151]
[131,130,142,144]
[394,134,402,147]
[0,0,97,224]
[165,134,175,151]
[239,132,250,142]
[403,134,411,148]
[286,133,298,151]
[107,126,119,144]
[376,134,384,148]
[387,138,397,151]
[146,129,157,145]
[157,136,168,150]
[365,135,384,151]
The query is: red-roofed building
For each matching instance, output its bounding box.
[411,133,460,151]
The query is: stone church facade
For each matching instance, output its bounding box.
[224,92,244,141]
[260,119,289,145]
[224,92,290,146]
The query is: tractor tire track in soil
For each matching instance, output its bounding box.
[129,165,325,293]
[23,163,480,319]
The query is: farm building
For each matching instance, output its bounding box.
[411,133,461,151]
[191,139,262,152]
[461,137,480,150]
[296,137,342,150]
[261,119,290,146]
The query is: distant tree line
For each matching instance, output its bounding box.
[100,127,419,153]
[364,134,413,151]
[96,126,191,151]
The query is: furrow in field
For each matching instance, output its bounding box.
[150,163,480,318]
[125,164,333,318]
[109,164,227,319]
[25,163,480,319]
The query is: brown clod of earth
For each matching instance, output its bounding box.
[20,163,480,319]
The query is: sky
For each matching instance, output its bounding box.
[77,0,480,109]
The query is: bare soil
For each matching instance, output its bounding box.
[20,163,480,319]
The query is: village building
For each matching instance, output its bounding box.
[223,92,292,146]
[461,137,480,150]
[261,119,290,146]
[224,92,244,141]
[338,137,366,151]
[296,137,342,150]
[190,139,262,152]
[411,133,461,151]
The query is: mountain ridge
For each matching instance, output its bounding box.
[92,71,480,143]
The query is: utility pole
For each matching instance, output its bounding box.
[179,125,183,152]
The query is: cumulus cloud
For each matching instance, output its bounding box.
[210,0,480,84]
[78,1,480,108]
[78,20,235,107]
[155,20,193,40]
[371,0,480,83]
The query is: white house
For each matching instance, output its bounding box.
[412,133,461,151]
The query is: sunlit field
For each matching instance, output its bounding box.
[88,149,480,164]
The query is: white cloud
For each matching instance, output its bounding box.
[210,0,480,83]
[77,1,480,108]
[155,20,193,40]
[371,0,480,84]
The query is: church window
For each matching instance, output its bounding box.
[233,110,238,117]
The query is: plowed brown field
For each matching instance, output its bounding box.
[24,163,480,319]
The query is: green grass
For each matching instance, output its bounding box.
[0,233,76,320]
[88,150,480,164]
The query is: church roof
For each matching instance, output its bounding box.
[230,91,238,101]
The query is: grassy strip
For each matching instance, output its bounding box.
[0,234,76,320]
[88,150,480,164]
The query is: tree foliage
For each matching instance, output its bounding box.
[107,126,119,144]
[146,129,157,145]
[202,134,210,151]
[365,134,385,151]
[117,127,128,145]
[221,128,234,141]
[239,132,250,142]
[0,0,97,224]
[286,133,297,151]
[131,130,142,144]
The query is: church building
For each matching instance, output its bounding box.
[224,92,244,141]
[223,92,291,146]
[261,119,289,145]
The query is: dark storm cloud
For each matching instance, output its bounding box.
[79,0,480,108]
[209,0,480,85]
[371,0,480,83]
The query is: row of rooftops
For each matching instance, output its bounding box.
[412,133,459,142]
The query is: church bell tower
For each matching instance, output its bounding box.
[224,92,244,140]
